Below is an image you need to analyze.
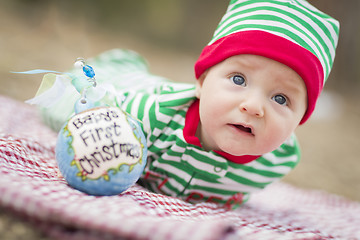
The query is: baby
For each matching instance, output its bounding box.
[36,0,339,209]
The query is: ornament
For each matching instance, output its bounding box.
[56,106,147,195]
[28,57,148,195]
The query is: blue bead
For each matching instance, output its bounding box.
[83,65,95,78]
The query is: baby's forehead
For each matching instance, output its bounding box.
[222,54,306,88]
[223,55,300,75]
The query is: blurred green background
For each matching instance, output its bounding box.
[0,0,359,238]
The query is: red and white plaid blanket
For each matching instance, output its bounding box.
[0,94,359,240]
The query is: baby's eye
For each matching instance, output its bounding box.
[231,75,246,86]
[272,94,288,106]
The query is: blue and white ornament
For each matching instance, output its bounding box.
[20,57,147,195]
[56,106,147,195]
[52,58,147,195]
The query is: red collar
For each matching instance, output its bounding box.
[183,100,260,164]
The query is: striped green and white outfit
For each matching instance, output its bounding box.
[40,49,300,209]
[119,77,301,209]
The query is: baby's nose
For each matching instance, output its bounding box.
[239,96,264,117]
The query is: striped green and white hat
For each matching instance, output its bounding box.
[194,0,340,124]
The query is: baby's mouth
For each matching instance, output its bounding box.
[232,124,254,135]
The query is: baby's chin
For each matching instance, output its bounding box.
[220,146,273,157]
[220,148,258,157]
[227,151,263,157]
[215,140,281,157]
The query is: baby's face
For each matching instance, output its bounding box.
[195,54,307,156]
